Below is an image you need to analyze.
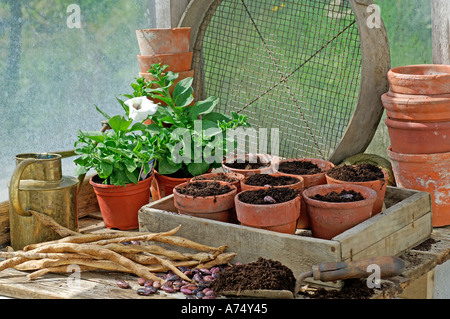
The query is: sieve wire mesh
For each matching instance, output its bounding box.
[193,0,362,160]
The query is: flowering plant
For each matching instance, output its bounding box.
[73,99,158,186]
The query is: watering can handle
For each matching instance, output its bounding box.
[9,158,37,217]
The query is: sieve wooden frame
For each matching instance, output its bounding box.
[178,0,390,164]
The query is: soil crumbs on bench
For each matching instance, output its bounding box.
[278,160,322,175]
[175,181,232,197]
[238,187,299,204]
[327,163,385,182]
[311,190,365,202]
[192,173,240,183]
[213,257,296,294]
[245,174,299,186]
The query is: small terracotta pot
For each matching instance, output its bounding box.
[382,92,450,123]
[235,190,301,234]
[388,64,450,95]
[325,166,389,216]
[303,184,377,240]
[137,52,193,73]
[385,117,450,154]
[240,173,304,192]
[173,181,237,222]
[136,27,191,55]
[151,170,191,201]
[222,154,279,178]
[191,172,245,193]
[140,69,194,95]
[274,158,335,229]
[89,175,152,230]
[388,147,450,227]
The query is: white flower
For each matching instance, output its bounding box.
[125,97,158,122]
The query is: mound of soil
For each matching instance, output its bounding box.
[327,164,384,182]
[238,187,299,205]
[213,257,296,294]
[175,181,232,197]
[303,279,375,299]
[224,157,270,170]
[277,160,322,175]
[244,174,299,186]
[192,173,240,183]
[311,190,364,202]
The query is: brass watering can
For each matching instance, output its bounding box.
[8,152,81,250]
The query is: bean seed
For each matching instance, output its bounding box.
[162,285,175,293]
[166,275,180,282]
[202,295,215,299]
[180,288,194,295]
[200,268,211,275]
[184,270,193,277]
[136,286,157,296]
[153,281,162,289]
[211,267,220,274]
[203,275,215,282]
[144,280,154,287]
[116,280,130,289]
[205,290,214,297]
[137,277,146,286]
[193,273,203,282]
[196,291,205,298]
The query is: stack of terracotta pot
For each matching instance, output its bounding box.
[135,27,194,93]
[383,64,450,227]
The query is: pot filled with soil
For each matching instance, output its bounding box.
[222,154,278,177]
[240,173,304,192]
[385,117,450,154]
[151,169,192,201]
[302,184,377,240]
[388,147,450,227]
[89,174,152,230]
[325,163,388,216]
[235,187,301,234]
[173,180,237,222]
[274,158,335,229]
[191,172,245,193]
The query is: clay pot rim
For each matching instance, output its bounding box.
[136,27,191,32]
[325,165,389,184]
[302,184,377,208]
[89,174,153,189]
[382,92,450,104]
[241,173,304,188]
[154,169,192,182]
[191,172,245,183]
[274,158,334,177]
[137,51,193,59]
[235,189,301,207]
[385,117,450,130]
[388,64,450,79]
[173,180,237,199]
[222,153,280,171]
[387,147,450,162]
[140,69,194,77]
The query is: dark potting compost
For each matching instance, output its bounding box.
[244,174,299,187]
[213,257,296,294]
[311,190,365,203]
[238,187,299,205]
[303,279,375,299]
[175,181,232,197]
[327,163,384,182]
[224,158,270,170]
[278,160,322,175]
[192,173,239,183]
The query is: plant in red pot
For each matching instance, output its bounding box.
[130,63,250,200]
[73,99,158,230]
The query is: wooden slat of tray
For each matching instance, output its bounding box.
[334,189,432,261]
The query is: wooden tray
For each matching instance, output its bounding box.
[139,186,433,288]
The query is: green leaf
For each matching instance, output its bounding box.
[173,77,194,107]
[79,130,105,143]
[73,165,88,176]
[157,157,182,175]
[187,162,210,177]
[201,112,231,123]
[95,105,111,119]
[145,123,162,135]
[189,96,219,120]
[108,115,132,133]
[99,161,113,179]
[116,97,129,117]
[128,122,147,132]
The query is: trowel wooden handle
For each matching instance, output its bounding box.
[313,256,405,282]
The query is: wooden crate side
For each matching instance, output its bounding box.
[342,212,432,261]
[335,190,432,260]
[139,205,341,279]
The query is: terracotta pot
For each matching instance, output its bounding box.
[140,69,194,95]
[89,175,152,230]
[137,52,193,73]
[387,147,450,227]
[173,181,237,222]
[222,154,279,178]
[136,27,191,55]
[385,117,450,154]
[382,92,450,122]
[191,172,245,193]
[388,64,450,95]
[325,166,389,216]
[274,158,335,229]
[235,190,301,234]
[302,184,377,240]
[240,173,304,192]
[151,170,191,201]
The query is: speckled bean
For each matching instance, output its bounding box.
[116,280,130,289]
